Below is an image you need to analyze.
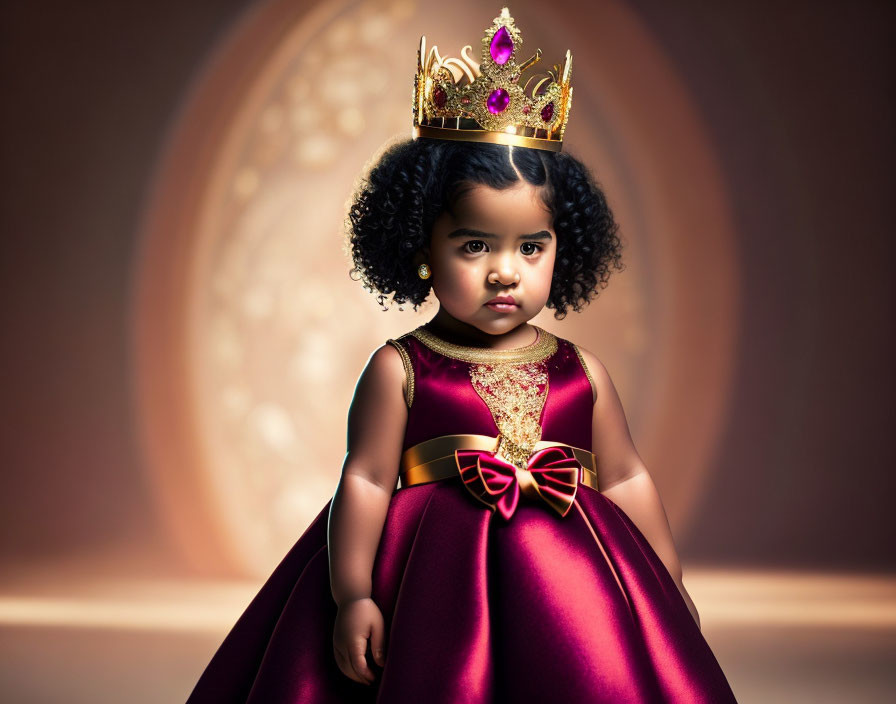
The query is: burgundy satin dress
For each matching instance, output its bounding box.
[186,326,737,703]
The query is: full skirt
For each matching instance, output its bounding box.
[186,480,737,703]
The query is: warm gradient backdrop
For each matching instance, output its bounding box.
[0,1,893,702]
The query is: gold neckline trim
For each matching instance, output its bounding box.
[409,325,558,364]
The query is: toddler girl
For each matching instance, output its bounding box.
[187,8,737,703]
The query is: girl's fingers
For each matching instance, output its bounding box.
[334,645,365,685]
[350,637,375,684]
[369,612,386,667]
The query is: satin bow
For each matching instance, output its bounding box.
[455,445,582,520]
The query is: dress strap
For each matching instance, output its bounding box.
[570,343,597,404]
[386,338,415,408]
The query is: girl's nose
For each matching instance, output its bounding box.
[488,268,520,286]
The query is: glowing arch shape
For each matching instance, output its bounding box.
[134,0,738,576]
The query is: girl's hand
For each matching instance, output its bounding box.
[333,597,386,685]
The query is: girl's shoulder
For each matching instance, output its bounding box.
[381,334,415,407]
[349,331,420,410]
[353,338,410,409]
[566,341,617,408]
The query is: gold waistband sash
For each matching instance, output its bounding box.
[399,434,599,492]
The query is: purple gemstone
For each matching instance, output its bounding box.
[487,88,510,114]
[541,101,555,122]
[490,26,514,64]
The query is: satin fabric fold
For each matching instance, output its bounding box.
[187,481,736,703]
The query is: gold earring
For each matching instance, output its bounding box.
[417,263,431,280]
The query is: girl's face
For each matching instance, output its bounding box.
[421,180,556,337]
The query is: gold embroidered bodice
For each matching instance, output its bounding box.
[407,326,558,468]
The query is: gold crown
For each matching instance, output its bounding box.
[412,7,573,152]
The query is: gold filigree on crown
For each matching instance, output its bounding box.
[412,7,573,152]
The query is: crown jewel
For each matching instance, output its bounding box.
[412,7,573,152]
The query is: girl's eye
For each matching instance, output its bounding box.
[461,241,543,255]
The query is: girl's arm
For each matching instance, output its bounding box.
[328,343,408,606]
[578,348,701,629]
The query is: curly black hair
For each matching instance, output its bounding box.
[345,136,624,319]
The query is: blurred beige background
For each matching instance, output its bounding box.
[0,0,893,701]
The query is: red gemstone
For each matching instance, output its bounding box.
[522,104,531,114]
[433,86,447,108]
[490,26,514,65]
[541,102,555,122]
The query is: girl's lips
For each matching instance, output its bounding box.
[485,302,519,313]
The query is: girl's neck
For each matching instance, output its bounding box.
[423,310,538,350]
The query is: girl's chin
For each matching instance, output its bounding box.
[436,308,532,332]
[473,317,530,334]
